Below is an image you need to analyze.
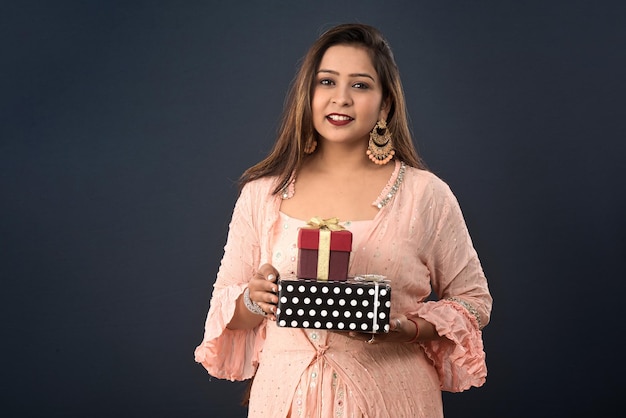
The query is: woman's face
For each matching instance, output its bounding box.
[311,45,388,148]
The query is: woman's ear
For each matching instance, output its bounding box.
[379,98,391,121]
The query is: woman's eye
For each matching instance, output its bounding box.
[353,82,369,89]
[319,79,334,86]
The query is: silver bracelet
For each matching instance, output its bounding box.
[243,287,266,316]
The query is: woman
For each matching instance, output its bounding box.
[195,23,492,417]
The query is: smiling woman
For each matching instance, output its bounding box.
[194,23,492,417]
[311,45,388,154]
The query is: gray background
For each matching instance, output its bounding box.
[2,1,624,417]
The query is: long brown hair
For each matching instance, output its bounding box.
[239,23,426,194]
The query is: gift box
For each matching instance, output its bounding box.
[276,275,392,333]
[297,218,352,282]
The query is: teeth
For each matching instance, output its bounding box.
[328,115,352,121]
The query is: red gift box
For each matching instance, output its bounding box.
[297,226,352,281]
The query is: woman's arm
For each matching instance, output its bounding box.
[227,264,280,329]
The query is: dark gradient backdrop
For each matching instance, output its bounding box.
[2,1,625,417]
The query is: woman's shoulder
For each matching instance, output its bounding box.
[398,165,463,217]
[239,175,282,199]
[402,164,453,196]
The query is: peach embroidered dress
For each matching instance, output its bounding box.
[195,161,492,417]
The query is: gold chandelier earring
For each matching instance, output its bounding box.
[304,138,318,154]
[366,119,395,165]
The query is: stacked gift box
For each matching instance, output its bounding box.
[276,217,391,333]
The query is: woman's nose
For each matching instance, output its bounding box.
[331,85,352,106]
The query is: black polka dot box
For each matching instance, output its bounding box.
[276,275,392,333]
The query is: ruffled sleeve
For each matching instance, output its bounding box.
[194,180,272,381]
[411,300,487,392]
[410,176,493,392]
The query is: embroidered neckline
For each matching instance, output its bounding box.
[372,161,405,209]
[281,176,296,200]
[280,160,406,210]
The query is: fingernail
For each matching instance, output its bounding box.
[267,274,275,281]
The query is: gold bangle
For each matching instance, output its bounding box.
[405,317,420,343]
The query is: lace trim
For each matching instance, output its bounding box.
[445,297,483,329]
[280,176,296,200]
[372,161,406,209]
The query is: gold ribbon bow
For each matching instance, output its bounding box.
[306,217,345,281]
[306,217,345,232]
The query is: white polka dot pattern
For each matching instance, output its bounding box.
[275,278,392,333]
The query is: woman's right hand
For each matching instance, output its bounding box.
[247,263,280,321]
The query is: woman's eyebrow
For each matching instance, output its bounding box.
[317,69,375,82]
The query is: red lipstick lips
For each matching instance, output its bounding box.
[326,113,354,126]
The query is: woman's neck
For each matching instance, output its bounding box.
[306,142,372,174]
